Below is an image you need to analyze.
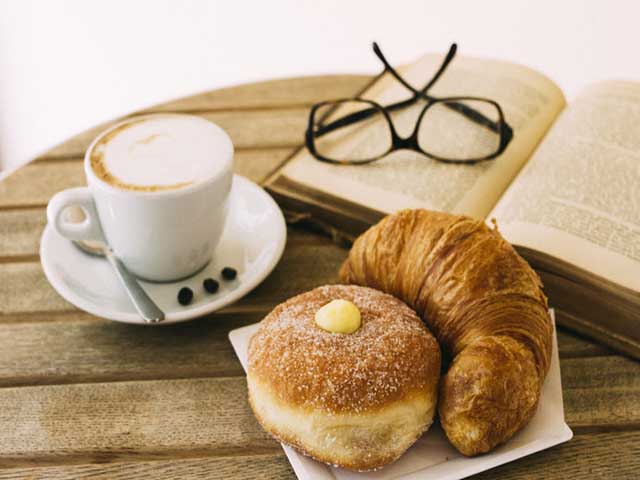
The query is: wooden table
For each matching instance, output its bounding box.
[0,75,638,479]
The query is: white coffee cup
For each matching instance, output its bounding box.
[46,113,234,282]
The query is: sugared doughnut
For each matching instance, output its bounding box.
[247,285,441,471]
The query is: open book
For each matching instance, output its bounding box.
[266,53,640,359]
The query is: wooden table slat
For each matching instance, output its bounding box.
[2,430,639,480]
[0,453,294,480]
[0,209,45,261]
[0,377,275,465]
[0,312,254,388]
[472,430,640,480]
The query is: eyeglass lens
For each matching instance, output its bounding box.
[313,100,392,163]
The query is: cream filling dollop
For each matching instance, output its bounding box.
[315,299,361,334]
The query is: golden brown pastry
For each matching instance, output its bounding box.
[340,209,553,456]
[247,285,441,471]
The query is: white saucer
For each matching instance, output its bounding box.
[40,175,286,325]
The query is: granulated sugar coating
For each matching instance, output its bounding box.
[248,285,441,414]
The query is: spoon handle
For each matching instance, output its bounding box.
[105,250,165,323]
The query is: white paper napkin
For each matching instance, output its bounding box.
[229,310,572,480]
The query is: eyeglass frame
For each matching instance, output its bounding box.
[305,43,514,166]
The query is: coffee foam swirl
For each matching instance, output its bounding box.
[90,115,233,192]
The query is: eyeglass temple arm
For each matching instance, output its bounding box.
[437,100,504,134]
[373,42,457,96]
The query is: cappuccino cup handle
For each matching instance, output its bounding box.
[47,187,106,242]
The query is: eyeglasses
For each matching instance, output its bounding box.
[305,43,514,165]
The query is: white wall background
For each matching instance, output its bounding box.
[1,0,639,174]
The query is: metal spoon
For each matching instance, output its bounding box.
[74,240,165,323]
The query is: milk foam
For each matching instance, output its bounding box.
[91,115,233,191]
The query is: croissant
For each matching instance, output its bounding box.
[339,209,553,456]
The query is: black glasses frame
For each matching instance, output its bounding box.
[305,43,514,165]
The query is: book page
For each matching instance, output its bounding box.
[278,53,565,219]
[491,81,640,291]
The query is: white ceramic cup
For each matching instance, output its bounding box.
[46,113,234,282]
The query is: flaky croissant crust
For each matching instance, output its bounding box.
[340,209,553,455]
